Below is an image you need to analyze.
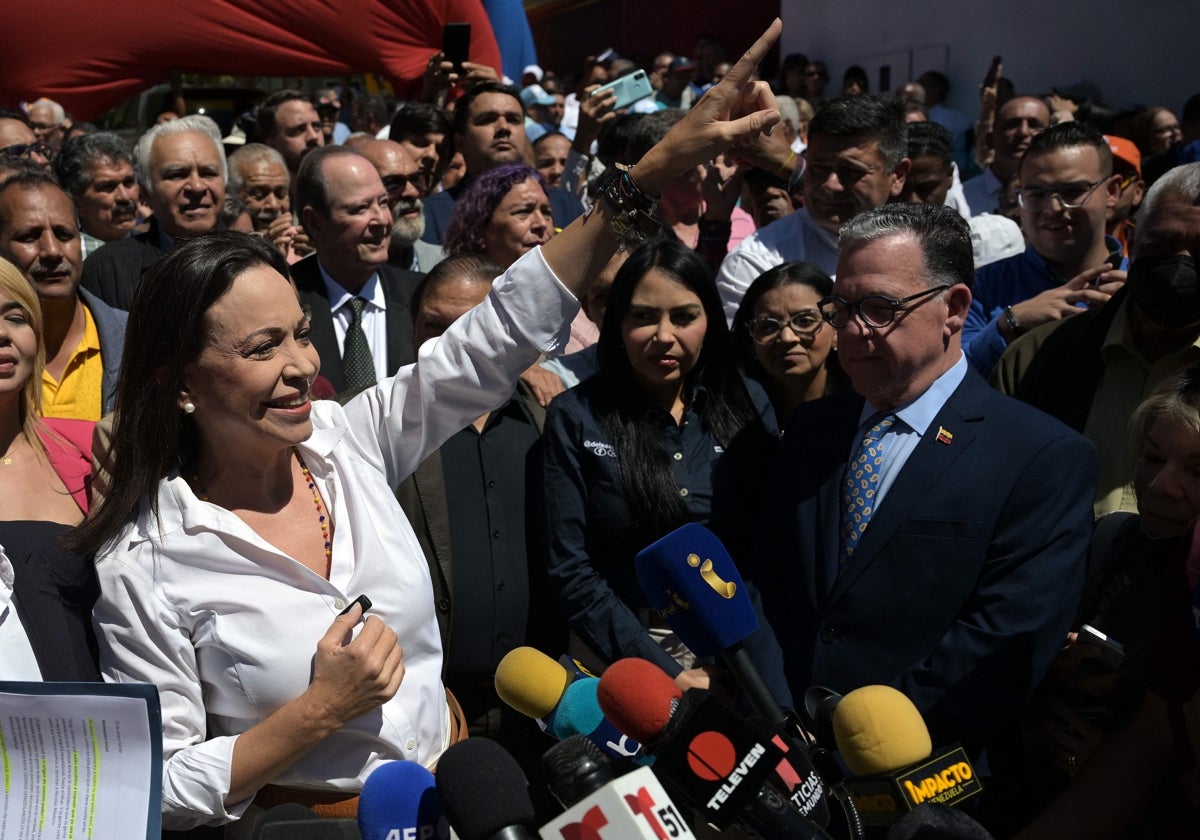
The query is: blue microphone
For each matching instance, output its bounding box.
[636,524,835,830]
[554,677,645,763]
[635,523,778,723]
[357,761,448,840]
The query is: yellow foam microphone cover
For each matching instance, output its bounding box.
[494,646,572,720]
[832,685,933,776]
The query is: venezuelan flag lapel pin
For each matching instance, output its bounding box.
[936,426,954,445]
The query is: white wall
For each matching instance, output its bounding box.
[779,0,1198,123]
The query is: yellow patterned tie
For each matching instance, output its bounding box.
[840,414,896,566]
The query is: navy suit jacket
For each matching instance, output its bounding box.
[750,367,1097,750]
[289,256,422,393]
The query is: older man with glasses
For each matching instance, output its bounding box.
[358,139,444,274]
[748,203,1095,819]
[0,109,52,171]
[963,122,1128,375]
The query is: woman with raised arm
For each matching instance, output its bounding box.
[76,20,784,834]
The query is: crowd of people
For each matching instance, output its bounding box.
[2,16,1200,839]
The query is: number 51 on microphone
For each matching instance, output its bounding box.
[539,765,695,839]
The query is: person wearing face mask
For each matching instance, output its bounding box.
[993,162,1200,517]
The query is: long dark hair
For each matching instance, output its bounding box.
[731,261,846,398]
[594,239,764,537]
[71,232,292,555]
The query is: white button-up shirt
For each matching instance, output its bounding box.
[0,544,43,680]
[93,248,578,831]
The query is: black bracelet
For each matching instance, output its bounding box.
[590,164,662,249]
[1003,305,1021,337]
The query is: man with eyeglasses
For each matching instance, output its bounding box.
[359,139,444,274]
[24,98,67,152]
[749,202,1095,782]
[289,146,421,394]
[963,122,1127,375]
[0,109,51,171]
[994,162,1200,517]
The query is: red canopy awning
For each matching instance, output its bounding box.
[0,0,502,120]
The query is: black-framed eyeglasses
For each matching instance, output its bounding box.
[0,141,51,160]
[746,310,825,344]
[1017,177,1108,210]
[381,172,431,197]
[818,284,950,329]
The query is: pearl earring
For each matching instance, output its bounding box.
[183,401,196,414]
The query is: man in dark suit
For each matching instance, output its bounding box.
[80,115,226,310]
[292,146,421,393]
[751,203,1097,754]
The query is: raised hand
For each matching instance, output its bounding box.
[631,19,784,194]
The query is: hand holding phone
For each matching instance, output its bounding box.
[442,22,470,73]
[591,70,653,111]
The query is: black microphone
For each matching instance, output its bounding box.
[253,803,361,839]
[540,736,697,839]
[597,657,833,839]
[434,738,536,840]
[636,523,835,829]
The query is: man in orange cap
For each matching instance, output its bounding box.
[1104,134,1145,259]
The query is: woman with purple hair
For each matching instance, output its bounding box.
[443,163,554,268]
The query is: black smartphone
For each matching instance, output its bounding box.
[442,22,471,73]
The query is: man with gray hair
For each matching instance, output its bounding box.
[53,131,139,258]
[81,114,226,310]
[749,201,1096,762]
[227,142,308,260]
[995,162,1200,517]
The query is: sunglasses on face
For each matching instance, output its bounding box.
[1,141,52,160]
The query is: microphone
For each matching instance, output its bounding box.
[832,686,982,828]
[597,658,833,839]
[253,803,361,839]
[434,738,536,840]
[636,523,781,725]
[357,761,448,840]
[554,678,644,762]
[540,736,697,839]
[636,524,833,828]
[495,646,574,736]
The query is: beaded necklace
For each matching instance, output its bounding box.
[192,448,334,578]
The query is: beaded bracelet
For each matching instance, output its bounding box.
[1002,305,1021,337]
[589,164,662,249]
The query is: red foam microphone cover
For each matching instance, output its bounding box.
[596,658,682,743]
